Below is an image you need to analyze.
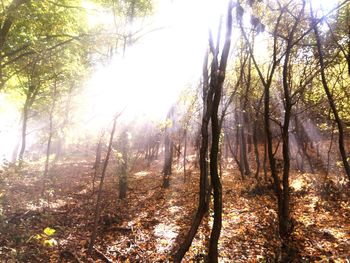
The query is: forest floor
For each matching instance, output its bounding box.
[0,157,350,262]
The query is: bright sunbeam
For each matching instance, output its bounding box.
[81,0,230,132]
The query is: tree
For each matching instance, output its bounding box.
[173,2,234,261]
[117,129,130,199]
[310,0,350,182]
[89,112,121,254]
[173,50,211,262]
[162,107,175,188]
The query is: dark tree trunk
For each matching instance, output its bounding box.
[280,46,292,239]
[18,103,29,163]
[92,131,104,192]
[173,50,211,263]
[278,1,305,238]
[326,124,335,179]
[183,128,187,182]
[208,2,233,261]
[253,95,263,183]
[239,108,250,175]
[253,118,260,183]
[229,128,244,179]
[119,130,129,199]
[175,3,233,261]
[163,133,173,188]
[18,82,39,163]
[241,52,252,175]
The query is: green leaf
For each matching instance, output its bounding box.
[43,227,56,236]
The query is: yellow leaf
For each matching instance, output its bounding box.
[43,227,56,236]
[34,234,42,240]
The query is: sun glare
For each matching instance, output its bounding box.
[312,0,339,14]
[81,0,229,131]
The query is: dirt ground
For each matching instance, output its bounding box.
[0,158,349,262]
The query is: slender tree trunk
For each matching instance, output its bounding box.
[208,88,223,262]
[230,109,245,178]
[119,130,129,199]
[92,131,104,192]
[208,2,233,261]
[239,108,250,175]
[253,119,260,183]
[183,128,187,182]
[173,51,211,263]
[163,130,173,188]
[241,51,252,175]
[163,107,175,188]
[263,135,267,182]
[18,103,29,163]
[326,124,335,178]
[89,113,120,254]
[42,82,57,195]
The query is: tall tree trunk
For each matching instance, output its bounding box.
[119,130,129,199]
[278,1,305,238]
[42,80,57,194]
[183,128,187,182]
[88,113,120,254]
[173,50,211,263]
[253,118,260,183]
[263,136,267,182]
[311,6,350,181]
[92,130,104,192]
[239,107,250,175]
[326,124,335,179]
[162,108,174,188]
[280,49,292,239]
[18,103,29,163]
[208,2,233,261]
